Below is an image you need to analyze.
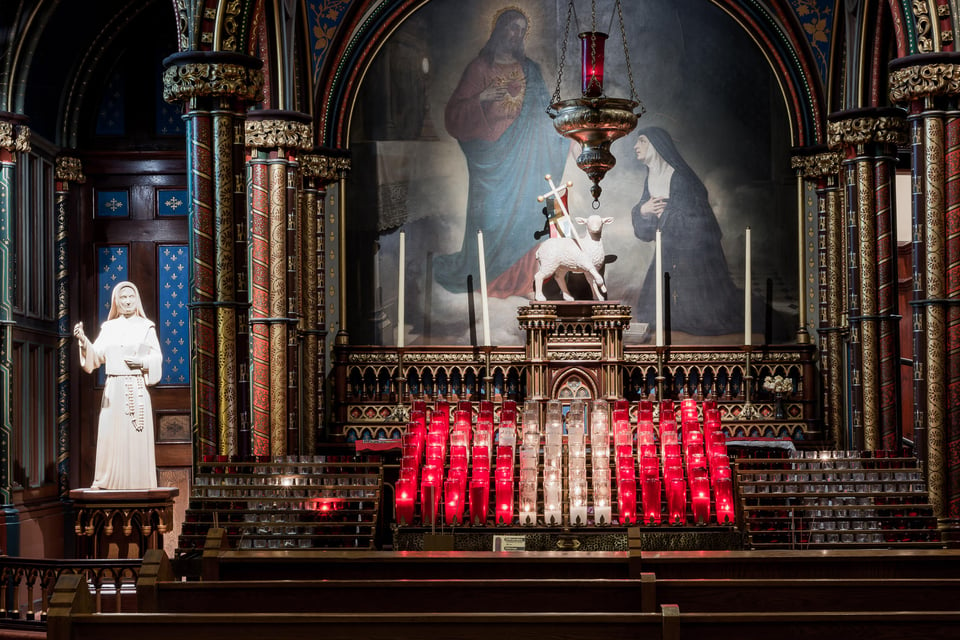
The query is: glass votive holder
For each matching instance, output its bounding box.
[568,478,586,498]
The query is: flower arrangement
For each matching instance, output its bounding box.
[762,374,793,395]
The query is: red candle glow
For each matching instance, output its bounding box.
[691,477,711,525]
[579,31,608,97]
[618,478,636,525]
[420,479,438,526]
[643,477,661,525]
[470,479,489,526]
[667,476,686,525]
[395,478,415,526]
[496,478,514,525]
[444,478,464,526]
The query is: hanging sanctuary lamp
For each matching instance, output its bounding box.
[547,0,644,207]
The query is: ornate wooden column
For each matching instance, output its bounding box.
[0,113,29,516]
[55,156,85,497]
[792,147,845,446]
[300,152,349,449]
[593,304,632,400]
[518,303,556,401]
[162,52,263,461]
[245,111,313,457]
[890,54,960,540]
[827,109,906,451]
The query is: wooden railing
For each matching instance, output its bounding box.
[0,556,142,629]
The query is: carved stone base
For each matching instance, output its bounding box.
[69,487,179,559]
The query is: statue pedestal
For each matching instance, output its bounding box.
[517,300,632,402]
[69,487,179,559]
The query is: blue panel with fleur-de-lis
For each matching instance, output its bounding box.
[96,190,129,218]
[96,245,129,385]
[158,244,190,385]
[98,246,129,323]
[157,189,189,217]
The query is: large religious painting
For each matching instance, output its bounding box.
[346,0,797,346]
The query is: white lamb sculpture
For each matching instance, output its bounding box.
[534,214,613,302]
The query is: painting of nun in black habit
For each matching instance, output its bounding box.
[631,126,772,339]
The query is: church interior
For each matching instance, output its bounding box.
[2,0,960,637]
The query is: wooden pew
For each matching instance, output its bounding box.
[53,570,960,640]
[141,548,653,614]
[630,547,960,579]
[52,573,673,640]
[673,611,960,640]
[646,576,960,613]
[200,528,630,580]
[145,545,960,617]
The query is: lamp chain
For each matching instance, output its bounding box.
[549,0,576,108]
[615,0,645,113]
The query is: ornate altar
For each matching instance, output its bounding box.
[333,302,819,444]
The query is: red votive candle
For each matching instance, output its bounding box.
[444,478,464,526]
[643,477,662,525]
[667,476,686,525]
[395,478,415,526]
[714,477,734,524]
[496,478,514,525]
[420,479,438,526]
[692,476,710,525]
[618,478,636,525]
[470,479,489,526]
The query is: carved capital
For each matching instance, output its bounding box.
[827,112,907,149]
[889,61,960,103]
[56,156,86,183]
[0,113,31,153]
[301,153,352,182]
[791,150,841,179]
[245,119,313,150]
[162,52,264,103]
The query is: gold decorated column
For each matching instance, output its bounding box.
[163,51,263,460]
[890,54,960,534]
[792,148,844,446]
[245,111,312,457]
[300,152,350,449]
[827,109,906,451]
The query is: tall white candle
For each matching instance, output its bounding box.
[655,229,663,347]
[478,230,491,347]
[398,229,405,348]
[744,226,751,346]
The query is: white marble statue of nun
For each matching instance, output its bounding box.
[73,281,162,490]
